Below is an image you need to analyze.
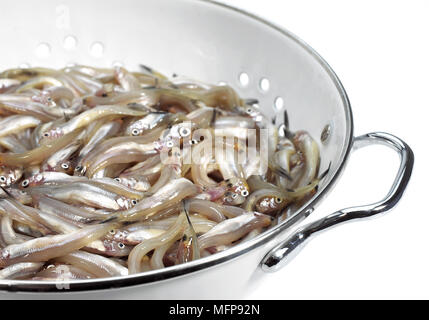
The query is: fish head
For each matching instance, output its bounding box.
[0,166,22,187]
[39,127,65,145]
[255,195,289,215]
[220,177,250,205]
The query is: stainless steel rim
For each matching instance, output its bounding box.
[0,0,354,293]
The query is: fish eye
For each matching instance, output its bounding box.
[61,163,69,169]
[166,141,174,148]
[189,139,198,145]
[131,129,140,136]
[179,127,190,137]
[246,108,253,114]
[114,177,121,182]
[109,229,116,235]
[21,179,29,188]
[131,200,137,205]
[118,242,125,249]
[275,197,283,204]
[0,176,6,183]
[75,165,82,171]
[231,193,238,199]
[241,190,249,197]
[43,132,49,137]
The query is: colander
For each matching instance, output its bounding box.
[0,0,413,299]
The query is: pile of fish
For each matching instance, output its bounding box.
[0,65,322,281]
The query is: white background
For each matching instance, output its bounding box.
[218,0,427,299]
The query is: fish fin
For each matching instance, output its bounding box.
[0,186,12,199]
[271,164,292,181]
[210,108,218,126]
[245,98,259,105]
[63,110,71,122]
[280,109,295,139]
[100,214,119,224]
[139,64,154,74]
[142,85,157,90]
[283,109,289,130]
[318,162,332,181]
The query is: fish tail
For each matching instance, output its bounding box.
[101,215,119,224]
[100,211,127,225]
[271,164,292,181]
[318,161,332,181]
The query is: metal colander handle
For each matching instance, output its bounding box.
[261,132,414,272]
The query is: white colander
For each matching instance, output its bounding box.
[0,0,413,299]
